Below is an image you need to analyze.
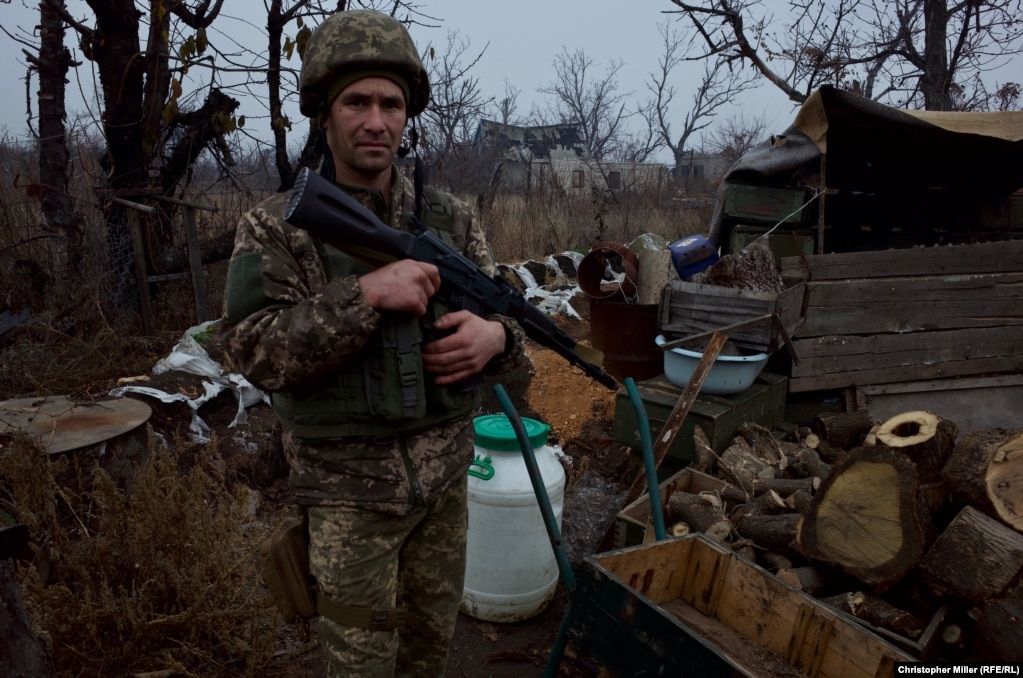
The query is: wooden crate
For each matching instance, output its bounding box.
[723,184,813,227]
[567,535,915,678]
[659,275,806,354]
[613,373,787,465]
[613,467,741,549]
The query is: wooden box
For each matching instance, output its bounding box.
[613,372,787,465]
[613,467,741,549]
[724,184,813,227]
[567,535,915,678]
[659,275,806,354]
[730,224,815,262]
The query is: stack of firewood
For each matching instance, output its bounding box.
[659,410,1023,662]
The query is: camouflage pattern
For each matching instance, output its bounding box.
[221,166,527,515]
[299,10,430,118]
[222,159,526,675]
[307,476,468,677]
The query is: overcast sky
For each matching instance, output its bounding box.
[3,1,1018,164]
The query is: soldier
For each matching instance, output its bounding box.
[220,10,527,677]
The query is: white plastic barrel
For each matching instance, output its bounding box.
[461,414,566,622]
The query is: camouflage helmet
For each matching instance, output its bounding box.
[299,10,430,118]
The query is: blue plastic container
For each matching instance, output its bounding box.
[669,235,719,279]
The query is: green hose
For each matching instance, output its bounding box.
[492,384,575,678]
[625,377,667,541]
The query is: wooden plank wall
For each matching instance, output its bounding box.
[779,240,1023,393]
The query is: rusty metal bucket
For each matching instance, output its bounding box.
[589,299,663,382]
[577,242,639,302]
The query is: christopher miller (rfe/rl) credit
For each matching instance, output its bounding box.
[895,664,1023,675]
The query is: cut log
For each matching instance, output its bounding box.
[738,422,787,469]
[784,446,833,482]
[815,439,849,465]
[799,446,832,481]
[917,505,1023,603]
[702,237,786,294]
[799,428,821,450]
[736,513,800,551]
[796,446,932,592]
[718,440,775,495]
[786,489,814,514]
[940,428,1023,532]
[752,477,820,497]
[820,591,928,639]
[775,566,833,596]
[665,491,732,542]
[692,424,717,475]
[875,410,958,513]
[730,489,786,524]
[812,410,875,450]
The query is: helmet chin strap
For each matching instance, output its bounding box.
[398,116,425,221]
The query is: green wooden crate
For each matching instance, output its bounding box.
[724,184,812,226]
[730,224,815,261]
[566,535,915,678]
[613,373,788,465]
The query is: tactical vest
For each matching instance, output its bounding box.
[271,188,481,441]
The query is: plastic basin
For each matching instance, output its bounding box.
[654,335,769,395]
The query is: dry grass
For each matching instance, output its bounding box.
[1,432,278,676]
[480,188,710,263]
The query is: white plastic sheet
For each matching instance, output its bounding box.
[109,320,269,443]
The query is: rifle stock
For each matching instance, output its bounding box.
[283,167,618,390]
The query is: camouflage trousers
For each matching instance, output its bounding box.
[307,475,468,678]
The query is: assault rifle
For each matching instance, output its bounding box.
[283,167,618,391]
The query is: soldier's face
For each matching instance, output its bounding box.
[324,77,407,187]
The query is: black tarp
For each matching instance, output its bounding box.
[709,86,1023,248]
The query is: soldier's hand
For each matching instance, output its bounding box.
[358,260,441,316]
[423,311,507,384]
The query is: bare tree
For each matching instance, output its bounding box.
[419,30,491,163]
[666,0,1023,111]
[537,47,631,160]
[15,0,84,280]
[702,112,768,165]
[641,19,760,173]
[7,1,417,311]
[491,79,524,126]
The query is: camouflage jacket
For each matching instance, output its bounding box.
[220,167,527,514]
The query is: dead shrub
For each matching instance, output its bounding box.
[1,433,279,677]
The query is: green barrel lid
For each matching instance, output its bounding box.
[472,414,550,452]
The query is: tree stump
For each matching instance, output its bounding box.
[796,446,932,591]
[875,410,958,514]
[702,237,785,294]
[917,505,1023,603]
[940,428,1023,532]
